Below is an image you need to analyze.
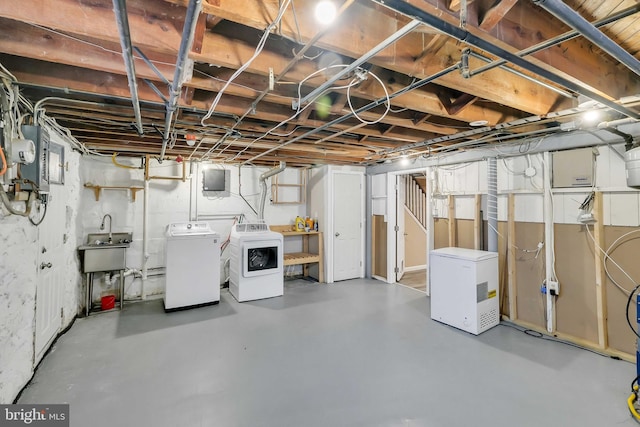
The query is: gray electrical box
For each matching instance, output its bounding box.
[552,147,594,188]
[20,125,50,193]
[202,168,230,197]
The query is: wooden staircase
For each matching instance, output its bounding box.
[403,175,427,229]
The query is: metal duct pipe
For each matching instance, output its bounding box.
[159,0,202,161]
[112,0,144,135]
[533,0,640,79]
[258,161,286,220]
[487,158,498,252]
[369,0,640,119]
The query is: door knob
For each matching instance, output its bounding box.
[40,262,52,270]
[335,232,340,237]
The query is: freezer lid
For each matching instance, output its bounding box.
[430,247,497,261]
[167,222,217,236]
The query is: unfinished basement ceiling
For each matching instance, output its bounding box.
[1,0,640,166]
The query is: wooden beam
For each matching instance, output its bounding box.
[205,15,224,29]
[507,193,517,321]
[191,12,208,55]
[400,0,640,100]
[449,0,475,13]
[593,191,608,349]
[479,0,518,32]
[183,0,637,110]
[0,18,176,80]
[412,113,431,126]
[0,0,185,54]
[412,34,449,71]
[448,93,479,115]
[194,32,517,124]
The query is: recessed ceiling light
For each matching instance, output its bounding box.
[470,120,489,127]
[315,1,337,25]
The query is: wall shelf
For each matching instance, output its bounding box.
[84,184,144,202]
[271,170,306,204]
[270,225,324,283]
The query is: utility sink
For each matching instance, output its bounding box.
[78,232,132,273]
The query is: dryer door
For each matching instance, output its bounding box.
[242,239,282,277]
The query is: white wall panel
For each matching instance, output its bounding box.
[514,194,544,223]
[597,145,626,189]
[454,196,475,220]
[371,173,386,197]
[606,193,639,226]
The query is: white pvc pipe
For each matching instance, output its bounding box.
[425,167,434,296]
[543,151,555,333]
[141,178,149,300]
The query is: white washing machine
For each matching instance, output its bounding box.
[164,222,221,311]
[229,223,283,302]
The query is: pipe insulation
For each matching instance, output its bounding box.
[112,0,144,135]
[532,0,640,79]
[487,158,498,253]
[160,0,202,160]
[258,161,286,220]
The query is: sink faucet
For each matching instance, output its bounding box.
[100,214,113,242]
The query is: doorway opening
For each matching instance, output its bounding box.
[396,173,427,292]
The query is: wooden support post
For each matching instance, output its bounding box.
[448,194,456,247]
[593,191,608,349]
[474,194,481,249]
[507,193,517,321]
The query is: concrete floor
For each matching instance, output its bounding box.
[19,278,636,427]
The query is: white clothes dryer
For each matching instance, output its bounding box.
[229,223,283,302]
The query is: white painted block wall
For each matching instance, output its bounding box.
[0,129,82,403]
[79,158,306,299]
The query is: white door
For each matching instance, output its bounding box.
[332,172,363,281]
[34,186,65,364]
[395,175,405,281]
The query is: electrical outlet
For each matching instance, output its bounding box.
[547,280,559,296]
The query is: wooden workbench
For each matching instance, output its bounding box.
[270,225,324,283]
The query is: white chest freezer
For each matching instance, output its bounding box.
[430,247,499,335]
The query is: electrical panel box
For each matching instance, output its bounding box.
[552,147,594,188]
[202,168,230,197]
[430,247,499,335]
[20,125,50,193]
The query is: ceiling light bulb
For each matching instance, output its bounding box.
[315,1,337,25]
[582,110,601,123]
[400,154,409,166]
